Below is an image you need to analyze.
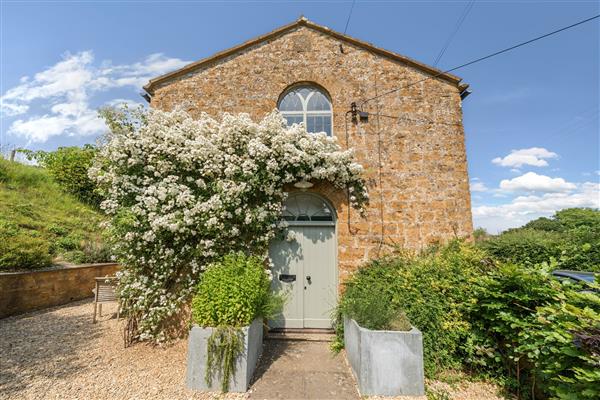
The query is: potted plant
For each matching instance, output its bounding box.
[343,315,425,396]
[186,252,283,392]
[336,270,425,396]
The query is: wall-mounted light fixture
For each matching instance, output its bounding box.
[293,180,314,191]
[351,102,369,124]
[358,111,369,123]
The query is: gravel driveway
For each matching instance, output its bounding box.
[0,300,244,400]
[0,300,507,400]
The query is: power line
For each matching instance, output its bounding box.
[433,0,475,67]
[359,14,600,108]
[343,0,357,35]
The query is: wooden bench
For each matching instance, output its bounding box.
[93,276,120,323]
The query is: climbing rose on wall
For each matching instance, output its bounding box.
[90,107,368,342]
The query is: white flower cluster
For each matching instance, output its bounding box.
[91,107,368,342]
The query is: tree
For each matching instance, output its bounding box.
[23,145,102,206]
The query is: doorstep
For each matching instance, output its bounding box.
[267,328,334,342]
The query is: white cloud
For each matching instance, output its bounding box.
[470,181,488,192]
[473,182,600,233]
[104,98,144,109]
[0,102,29,116]
[10,111,105,143]
[1,51,190,142]
[2,51,94,108]
[492,147,558,168]
[499,172,576,193]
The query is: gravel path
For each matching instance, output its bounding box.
[0,300,244,400]
[0,300,507,400]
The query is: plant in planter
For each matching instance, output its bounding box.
[343,317,425,396]
[338,283,425,397]
[187,252,283,392]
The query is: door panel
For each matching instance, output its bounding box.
[302,226,336,329]
[268,227,303,328]
[269,225,336,329]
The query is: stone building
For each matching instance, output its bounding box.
[144,17,473,329]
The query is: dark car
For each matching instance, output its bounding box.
[552,270,598,292]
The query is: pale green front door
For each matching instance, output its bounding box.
[269,193,337,329]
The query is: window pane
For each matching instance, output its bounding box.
[311,215,333,221]
[307,114,332,136]
[297,87,312,100]
[306,115,319,133]
[279,92,302,111]
[283,114,303,127]
[323,117,331,136]
[307,91,331,111]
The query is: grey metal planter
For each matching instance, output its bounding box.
[186,318,263,392]
[344,317,425,396]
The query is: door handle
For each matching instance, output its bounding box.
[306,275,311,283]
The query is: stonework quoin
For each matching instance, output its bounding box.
[145,18,473,280]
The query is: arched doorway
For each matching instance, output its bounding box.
[268,192,337,329]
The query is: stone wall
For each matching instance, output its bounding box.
[0,263,119,318]
[149,25,473,278]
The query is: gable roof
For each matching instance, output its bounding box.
[143,17,467,95]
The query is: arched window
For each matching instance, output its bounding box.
[282,192,335,223]
[278,85,333,136]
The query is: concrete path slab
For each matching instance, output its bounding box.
[249,339,359,400]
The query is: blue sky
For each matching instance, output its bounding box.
[1,0,598,232]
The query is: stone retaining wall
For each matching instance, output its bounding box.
[0,263,119,318]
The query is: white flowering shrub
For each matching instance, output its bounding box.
[91,107,368,342]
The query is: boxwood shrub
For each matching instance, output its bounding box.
[191,252,281,327]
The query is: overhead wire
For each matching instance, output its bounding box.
[358,14,600,108]
[433,0,475,67]
[343,0,357,35]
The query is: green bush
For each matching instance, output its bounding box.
[480,229,562,266]
[192,252,281,328]
[332,211,599,397]
[22,145,102,206]
[467,261,600,399]
[55,234,81,251]
[480,208,600,272]
[557,227,600,272]
[79,238,113,263]
[336,256,412,332]
[466,264,562,392]
[0,231,52,271]
[335,242,490,376]
[554,208,600,231]
[529,289,600,399]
